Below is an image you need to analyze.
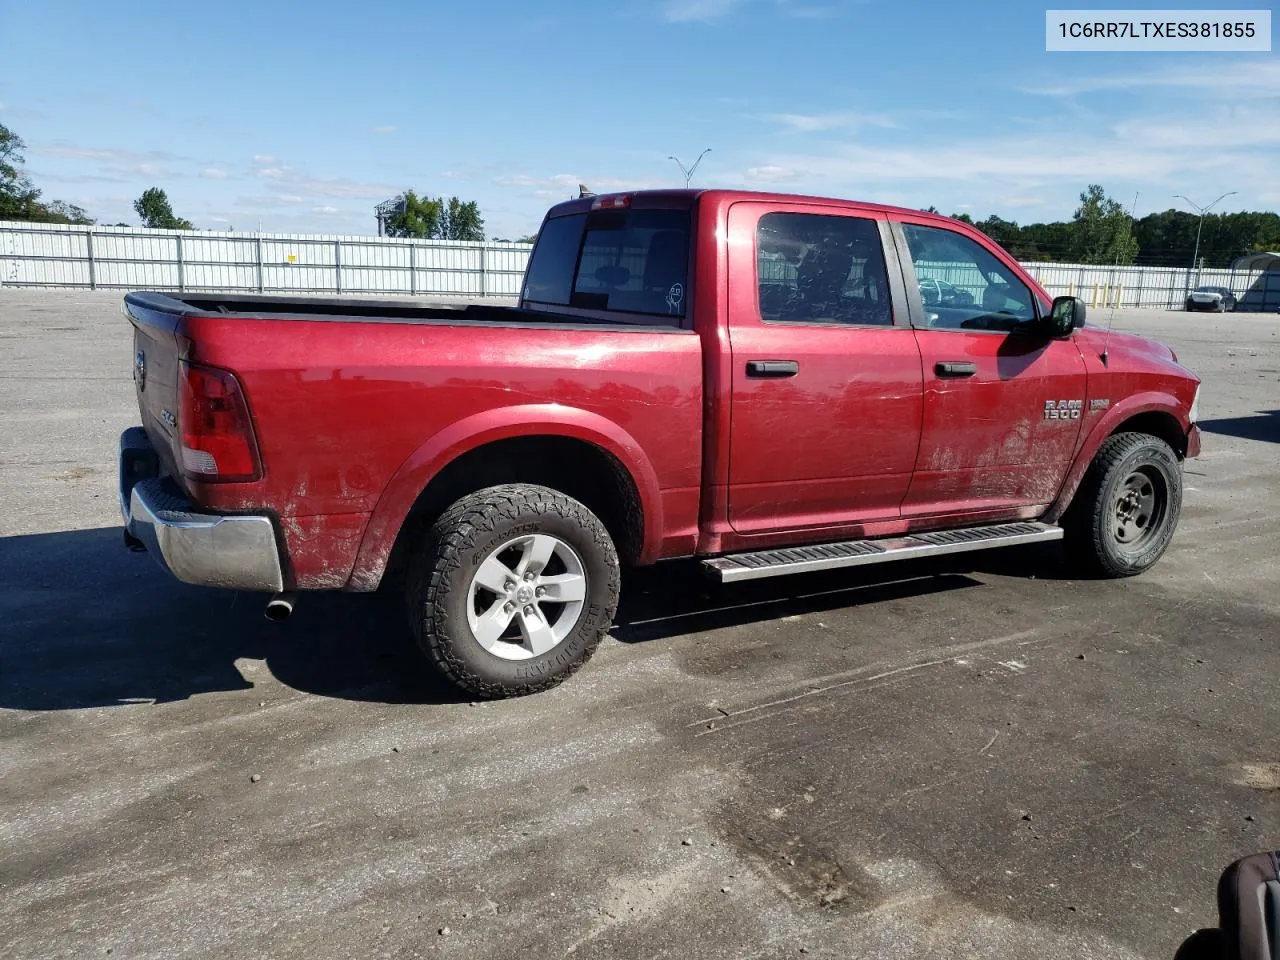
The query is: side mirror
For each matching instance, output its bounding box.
[1046,296,1086,338]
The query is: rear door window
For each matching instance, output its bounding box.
[756,212,892,326]
[523,209,690,320]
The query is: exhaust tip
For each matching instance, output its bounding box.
[264,592,296,622]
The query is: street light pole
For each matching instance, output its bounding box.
[1174,191,1237,288]
[669,148,711,188]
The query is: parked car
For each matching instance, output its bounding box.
[118,191,1201,697]
[917,278,974,308]
[1186,285,1237,312]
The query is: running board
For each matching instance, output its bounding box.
[702,522,1063,583]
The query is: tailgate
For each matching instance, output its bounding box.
[124,294,186,483]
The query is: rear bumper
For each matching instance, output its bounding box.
[119,427,284,592]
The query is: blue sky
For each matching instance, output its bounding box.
[1,0,1276,238]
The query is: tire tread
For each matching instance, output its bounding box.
[406,484,619,698]
[1064,432,1180,578]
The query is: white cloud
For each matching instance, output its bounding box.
[662,0,743,22]
[200,168,230,180]
[494,173,656,197]
[252,154,278,164]
[774,0,841,19]
[278,195,303,204]
[245,155,395,198]
[1023,58,1280,96]
[726,114,1275,225]
[32,143,178,163]
[372,125,397,134]
[744,164,800,182]
[1113,106,1280,149]
[760,111,896,133]
[312,205,340,214]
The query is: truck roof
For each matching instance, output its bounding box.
[544,188,963,226]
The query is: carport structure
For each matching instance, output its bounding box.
[1233,252,1280,312]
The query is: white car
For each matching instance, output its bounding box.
[1185,285,1237,312]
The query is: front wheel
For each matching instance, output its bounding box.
[1063,433,1183,578]
[406,484,620,698]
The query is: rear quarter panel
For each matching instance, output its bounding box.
[180,316,703,589]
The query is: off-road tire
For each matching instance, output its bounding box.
[406,484,620,698]
[1064,432,1182,578]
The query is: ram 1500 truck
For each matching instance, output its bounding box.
[119,189,1201,697]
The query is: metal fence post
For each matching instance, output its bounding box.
[335,239,342,294]
[408,243,417,296]
[479,243,487,297]
[176,234,185,293]
[255,236,264,293]
[85,227,96,290]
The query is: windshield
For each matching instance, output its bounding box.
[522,209,690,322]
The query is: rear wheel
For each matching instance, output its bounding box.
[1064,433,1182,578]
[406,484,620,698]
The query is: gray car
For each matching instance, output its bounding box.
[1186,285,1237,312]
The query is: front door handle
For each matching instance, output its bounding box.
[746,360,799,378]
[935,361,977,378]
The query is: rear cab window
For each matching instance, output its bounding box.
[522,207,690,325]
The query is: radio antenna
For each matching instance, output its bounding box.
[1100,191,1140,367]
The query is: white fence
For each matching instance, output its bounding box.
[1023,261,1273,311]
[2,220,1276,311]
[0,221,532,298]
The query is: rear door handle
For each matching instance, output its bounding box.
[935,361,977,378]
[746,360,799,378]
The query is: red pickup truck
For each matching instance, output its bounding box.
[119,189,1201,697]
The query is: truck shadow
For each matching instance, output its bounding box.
[0,527,1064,711]
[1198,408,1280,444]
[0,527,464,711]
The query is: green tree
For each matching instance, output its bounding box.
[133,187,193,229]
[0,123,94,223]
[383,191,484,240]
[1069,184,1137,265]
[440,196,485,241]
[950,212,975,225]
[383,190,443,238]
[1133,208,1280,267]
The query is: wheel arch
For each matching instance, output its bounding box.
[1045,394,1191,524]
[346,405,659,591]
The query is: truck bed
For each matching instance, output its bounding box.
[123,290,705,592]
[125,292,684,330]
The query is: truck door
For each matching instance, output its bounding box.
[890,217,1088,517]
[725,202,924,535]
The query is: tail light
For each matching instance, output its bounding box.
[179,361,262,482]
[591,194,633,210]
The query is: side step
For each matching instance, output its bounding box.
[702,522,1063,583]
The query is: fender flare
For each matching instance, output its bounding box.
[1044,391,1192,523]
[346,404,664,590]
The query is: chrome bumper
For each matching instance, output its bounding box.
[119,427,284,592]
